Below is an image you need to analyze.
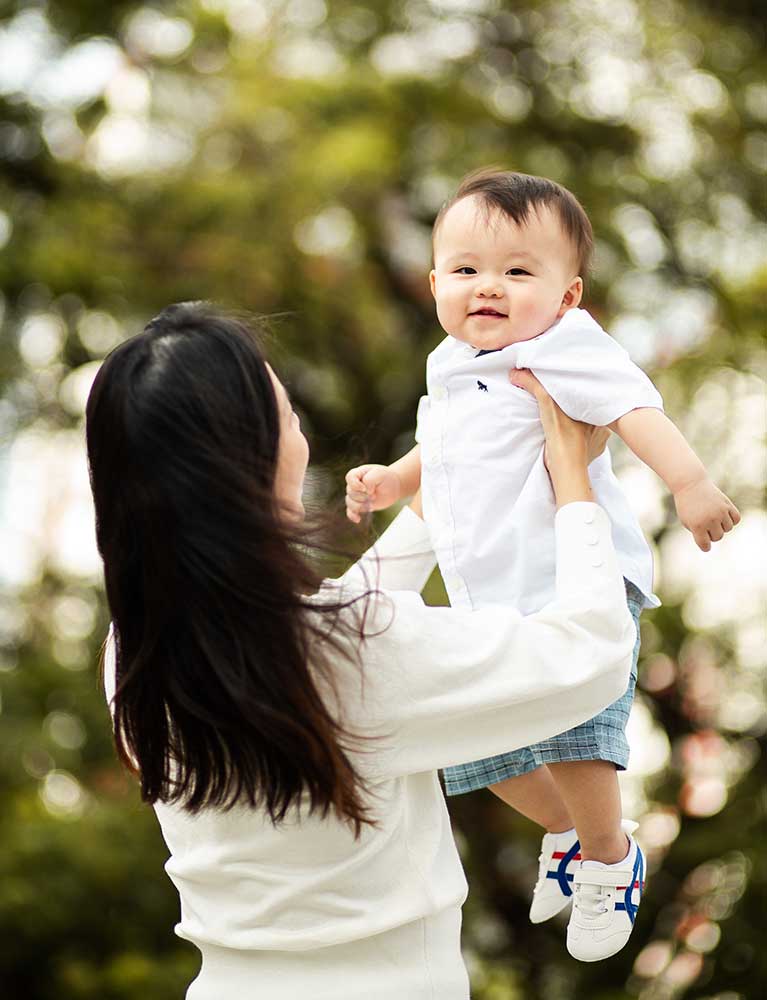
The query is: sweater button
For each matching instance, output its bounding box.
[591,557,604,567]
[583,510,596,524]
[586,531,599,545]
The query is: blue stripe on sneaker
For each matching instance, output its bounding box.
[622,848,644,925]
[552,839,581,898]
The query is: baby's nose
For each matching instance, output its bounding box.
[477,280,503,297]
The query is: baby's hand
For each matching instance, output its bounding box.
[345,464,403,524]
[673,477,741,552]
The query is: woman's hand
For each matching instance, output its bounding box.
[509,368,609,507]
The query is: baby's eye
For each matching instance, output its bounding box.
[454,266,477,275]
[507,267,530,276]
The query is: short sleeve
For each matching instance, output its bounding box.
[516,309,663,426]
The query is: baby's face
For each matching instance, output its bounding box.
[430,195,583,351]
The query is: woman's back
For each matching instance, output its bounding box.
[165,773,470,1000]
[104,541,474,999]
[154,770,465,953]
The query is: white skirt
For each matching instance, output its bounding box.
[186,906,470,1000]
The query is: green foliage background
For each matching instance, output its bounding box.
[0,1,765,998]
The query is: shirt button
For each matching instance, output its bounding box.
[586,531,599,545]
[591,557,604,567]
[583,510,596,524]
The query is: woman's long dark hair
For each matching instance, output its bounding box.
[86,302,377,835]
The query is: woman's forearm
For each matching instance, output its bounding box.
[546,432,595,507]
[612,408,707,494]
[549,463,595,508]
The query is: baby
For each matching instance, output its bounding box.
[345,169,740,962]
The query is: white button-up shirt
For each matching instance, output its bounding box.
[416,308,662,615]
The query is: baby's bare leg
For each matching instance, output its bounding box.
[547,760,628,863]
[489,765,573,833]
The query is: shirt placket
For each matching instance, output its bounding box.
[424,363,471,609]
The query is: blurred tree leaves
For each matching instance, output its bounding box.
[1,1,765,998]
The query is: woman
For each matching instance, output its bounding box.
[87,302,636,999]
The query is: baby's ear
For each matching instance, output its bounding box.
[559,276,583,314]
[429,270,437,299]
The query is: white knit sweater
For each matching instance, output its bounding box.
[103,501,635,999]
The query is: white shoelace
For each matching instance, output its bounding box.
[574,882,611,918]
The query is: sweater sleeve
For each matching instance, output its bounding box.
[321,505,436,597]
[515,309,663,426]
[335,502,637,781]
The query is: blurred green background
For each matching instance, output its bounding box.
[0,1,765,998]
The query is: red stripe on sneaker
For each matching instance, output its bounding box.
[551,852,581,860]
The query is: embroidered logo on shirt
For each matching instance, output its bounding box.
[477,380,488,392]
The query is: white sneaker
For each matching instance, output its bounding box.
[529,827,581,923]
[567,823,646,962]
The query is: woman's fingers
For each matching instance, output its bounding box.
[511,367,610,463]
[509,368,560,431]
[509,367,546,399]
[588,425,611,464]
[509,369,564,433]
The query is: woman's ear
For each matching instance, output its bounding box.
[557,276,583,317]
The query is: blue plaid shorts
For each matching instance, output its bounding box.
[443,580,644,797]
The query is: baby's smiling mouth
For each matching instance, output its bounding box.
[470,308,508,318]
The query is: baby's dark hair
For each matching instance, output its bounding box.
[433,168,594,278]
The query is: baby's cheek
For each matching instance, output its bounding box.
[434,297,452,327]
[436,289,465,331]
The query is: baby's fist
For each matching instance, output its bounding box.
[673,477,741,552]
[345,464,402,524]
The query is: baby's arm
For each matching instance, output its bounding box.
[345,444,422,524]
[610,408,740,551]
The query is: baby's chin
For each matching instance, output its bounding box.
[448,324,540,352]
